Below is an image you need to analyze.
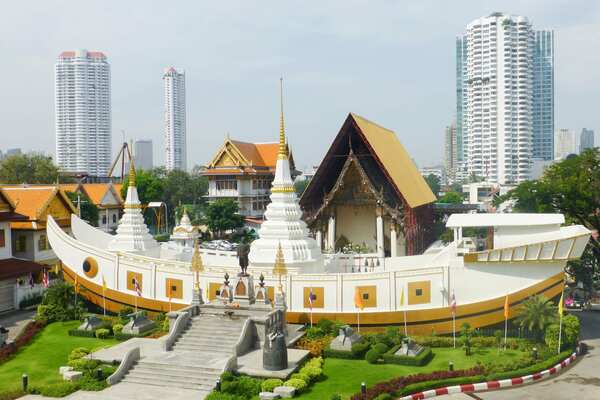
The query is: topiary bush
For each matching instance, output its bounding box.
[290,372,310,383]
[112,323,124,334]
[28,382,79,397]
[374,394,393,400]
[95,328,110,339]
[283,378,308,393]
[545,314,580,351]
[299,365,322,382]
[261,378,283,392]
[316,319,335,335]
[205,392,244,400]
[68,347,90,361]
[373,342,389,354]
[351,341,371,358]
[68,358,100,373]
[365,348,381,364]
[221,374,262,397]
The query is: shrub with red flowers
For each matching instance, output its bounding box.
[0,320,46,364]
[350,366,485,400]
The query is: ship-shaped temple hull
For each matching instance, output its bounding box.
[47,211,590,334]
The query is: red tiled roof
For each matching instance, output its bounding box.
[0,258,48,281]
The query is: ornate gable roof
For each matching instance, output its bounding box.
[206,138,296,174]
[300,113,435,219]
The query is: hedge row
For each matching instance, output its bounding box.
[487,349,574,381]
[68,329,96,338]
[400,374,487,396]
[323,346,362,360]
[382,345,433,366]
[114,329,156,341]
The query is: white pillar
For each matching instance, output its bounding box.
[390,224,397,258]
[316,230,323,250]
[328,216,336,251]
[376,213,384,258]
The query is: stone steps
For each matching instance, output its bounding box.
[121,360,221,393]
[121,376,213,393]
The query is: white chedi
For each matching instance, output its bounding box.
[108,164,159,254]
[249,82,322,273]
[170,207,199,247]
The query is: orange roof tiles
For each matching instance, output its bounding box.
[81,183,110,205]
[228,141,279,167]
[112,184,124,202]
[1,187,58,220]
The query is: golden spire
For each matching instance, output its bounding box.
[128,159,136,188]
[272,242,287,277]
[278,77,288,160]
[191,239,204,273]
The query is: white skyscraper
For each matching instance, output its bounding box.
[55,50,111,176]
[134,139,153,171]
[163,67,186,171]
[554,129,576,160]
[457,13,542,184]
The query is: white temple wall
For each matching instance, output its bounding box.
[336,205,376,251]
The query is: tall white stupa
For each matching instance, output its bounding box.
[249,79,322,273]
[108,161,160,255]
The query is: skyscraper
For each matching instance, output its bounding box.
[55,50,111,176]
[533,30,554,161]
[456,13,554,184]
[580,128,595,153]
[163,67,186,171]
[554,128,576,160]
[134,140,153,171]
[444,122,457,183]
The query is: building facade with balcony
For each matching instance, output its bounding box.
[202,138,297,219]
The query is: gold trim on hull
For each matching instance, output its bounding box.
[62,262,564,333]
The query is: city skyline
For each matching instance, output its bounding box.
[1,1,600,171]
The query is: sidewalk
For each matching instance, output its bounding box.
[0,309,36,341]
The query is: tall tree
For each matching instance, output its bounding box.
[424,174,440,198]
[65,191,99,226]
[204,199,244,238]
[438,191,464,204]
[0,153,65,184]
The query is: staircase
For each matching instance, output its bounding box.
[120,313,247,396]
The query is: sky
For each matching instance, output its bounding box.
[1,0,599,172]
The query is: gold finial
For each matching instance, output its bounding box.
[191,240,204,289]
[278,77,288,160]
[128,158,136,188]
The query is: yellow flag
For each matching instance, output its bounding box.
[53,263,60,275]
[354,288,364,311]
[558,290,564,317]
[400,287,405,306]
[504,294,509,319]
[102,275,107,293]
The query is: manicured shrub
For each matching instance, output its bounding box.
[68,329,96,338]
[323,345,361,359]
[374,394,393,400]
[365,348,381,364]
[399,375,487,397]
[373,342,389,354]
[221,374,262,396]
[112,323,124,334]
[68,358,100,372]
[291,372,310,383]
[205,393,244,400]
[299,365,322,382]
[545,314,579,351]
[37,282,84,322]
[78,375,108,391]
[119,306,134,319]
[283,378,307,393]
[487,349,574,381]
[307,356,324,368]
[317,319,335,335]
[261,378,283,392]
[305,326,325,339]
[382,346,433,366]
[28,382,79,397]
[95,328,110,339]
[68,347,90,361]
[351,341,371,357]
[296,336,332,357]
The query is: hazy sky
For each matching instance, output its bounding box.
[1,0,599,171]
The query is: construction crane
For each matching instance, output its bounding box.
[107,139,134,181]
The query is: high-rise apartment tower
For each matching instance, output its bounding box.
[55,50,111,176]
[163,67,186,171]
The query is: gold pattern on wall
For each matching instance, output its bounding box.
[126,271,143,292]
[82,257,98,279]
[408,280,431,305]
[166,278,183,300]
[356,285,377,308]
[303,287,324,308]
[208,282,222,301]
[43,196,71,221]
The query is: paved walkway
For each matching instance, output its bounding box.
[0,309,36,341]
[19,383,202,400]
[439,310,600,400]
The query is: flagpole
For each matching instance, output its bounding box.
[558,312,563,354]
[357,309,360,333]
[504,316,508,351]
[403,309,408,338]
[452,312,456,348]
[103,288,106,317]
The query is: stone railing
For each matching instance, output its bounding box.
[106,346,140,385]
[163,304,198,351]
[234,318,257,357]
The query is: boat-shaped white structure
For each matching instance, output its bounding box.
[46,101,591,334]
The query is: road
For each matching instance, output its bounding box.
[443,310,600,400]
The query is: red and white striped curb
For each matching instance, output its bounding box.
[400,352,577,400]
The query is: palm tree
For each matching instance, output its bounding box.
[515,295,557,342]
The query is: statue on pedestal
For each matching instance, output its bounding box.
[237,243,250,276]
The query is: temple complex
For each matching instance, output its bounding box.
[300,113,436,257]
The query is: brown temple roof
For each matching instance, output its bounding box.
[0,258,48,280]
[300,113,436,218]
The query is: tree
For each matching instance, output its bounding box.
[460,322,473,356]
[294,178,310,196]
[0,153,67,184]
[438,191,463,204]
[65,191,99,226]
[514,295,557,342]
[424,174,440,197]
[494,149,600,289]
[204,199,245,238]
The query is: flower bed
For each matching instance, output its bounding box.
[0,321,46,364]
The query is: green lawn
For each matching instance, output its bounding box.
[0,321,117,394]
[297,347,527,399]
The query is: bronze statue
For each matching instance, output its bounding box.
[237,243,250,276]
